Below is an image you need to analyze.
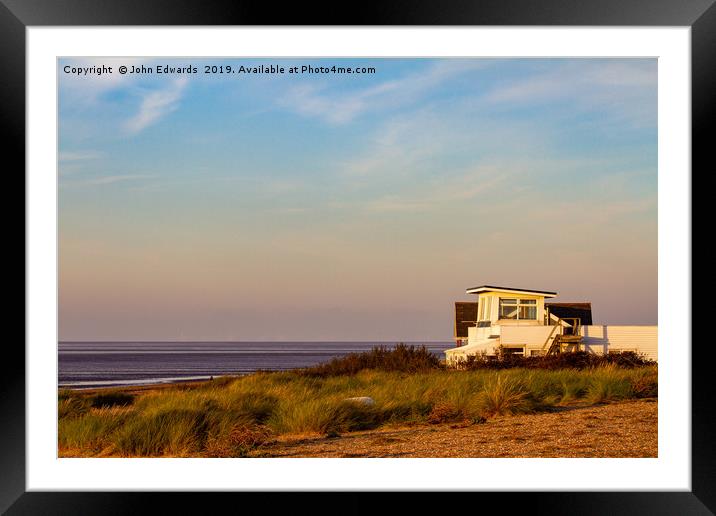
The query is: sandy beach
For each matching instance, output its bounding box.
[250,399,657,458]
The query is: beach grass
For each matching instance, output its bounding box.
[58,360,657,457]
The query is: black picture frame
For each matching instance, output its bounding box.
[4,0,709,513]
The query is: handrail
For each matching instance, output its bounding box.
[541,315,582,350]
[541,323,560,351]
[560,317,582,335]
[548,312,564,325]
[541,314,584,354]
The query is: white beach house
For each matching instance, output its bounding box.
[445,285,657,364]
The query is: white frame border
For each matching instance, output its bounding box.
[27,27,690,491]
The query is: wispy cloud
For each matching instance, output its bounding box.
[59,150,102,162]
[124,77,189,135]
[486,61,655,103]
[279,60,489,124]
[337,105,471,180]
[361,167,505,214]
[482,60,657,127]
[337,99,555,182]
[84,174,154,186]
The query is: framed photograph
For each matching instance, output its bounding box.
[6,0,709,512]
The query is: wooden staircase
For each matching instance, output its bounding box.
[542,315,583,356]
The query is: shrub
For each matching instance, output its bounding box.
[300,344,442,377]
[90,391,135,409]
[205,424,272,457]
[630,367,658,398]
[460,351,654,371]
[427,402,461,424]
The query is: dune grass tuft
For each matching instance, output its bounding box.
[59,359,657,457]
[478,374,531,416]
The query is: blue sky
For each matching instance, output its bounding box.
[58,58,657,341]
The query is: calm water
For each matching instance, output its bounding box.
[58,341,452,389]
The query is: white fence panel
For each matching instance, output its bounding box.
[581,325,658,361]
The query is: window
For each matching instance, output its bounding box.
[478,296,493,322]
[500,298,537,320]
[520,299,537,320]
[502,346,525,355]
[499,298,518,319]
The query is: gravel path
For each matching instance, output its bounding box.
[251,399,657,458]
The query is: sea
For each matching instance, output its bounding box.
[58,341,452,389]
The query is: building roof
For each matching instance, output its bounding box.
[454,302,478,338]
[465,285,557,297]
[545,302,593,325]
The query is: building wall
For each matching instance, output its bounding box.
[455,324,658,361]
[468,325,498,342]
[501,325,558,347]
